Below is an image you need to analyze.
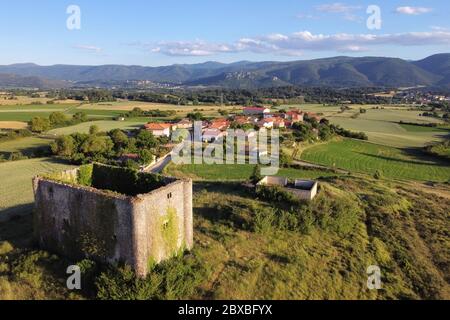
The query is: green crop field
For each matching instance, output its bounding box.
[48,120,147,135]
[0,158,74,220]
[164,163,341,181]
[300,139,450,182]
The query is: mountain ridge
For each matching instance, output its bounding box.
[1,54,450,89]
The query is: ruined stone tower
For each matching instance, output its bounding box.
[32,163,193,277]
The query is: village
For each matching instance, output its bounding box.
[142,106,321,142]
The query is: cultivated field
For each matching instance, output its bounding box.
[79,100,235,111]
[0,158,74,220]
[300,138,450,182]
[0,95,79,106]
[0,121,28,129]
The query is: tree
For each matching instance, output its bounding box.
[89,125,100,135]
[30,116,50,133]
[136,130,158,149]
[49,112,67,126]
[138,149,154,165]
[292,122,315,142]
[80,135,114,158]
[73,112,88,122]
[51,135,76,157]
[109,129,129,149]
[318,125,333,141]
[279,150,292,167]
[250,164,263,185]
[187,112,204,121]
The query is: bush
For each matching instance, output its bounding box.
[253,207,276,234]
[256,185,298,205]
[30,116,50,133]
[95,253,204,300]
[249,165,262,185]
[0,242,13,255]
[374,170,383,180]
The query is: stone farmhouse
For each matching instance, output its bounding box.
[33,163,193,277]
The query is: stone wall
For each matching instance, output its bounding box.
[33,165,193,277]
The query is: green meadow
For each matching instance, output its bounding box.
[0,136,52,156]
[164,163,341,181]
[0,158,74,220]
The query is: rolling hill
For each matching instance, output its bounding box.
[0,73,70,89]
[1,54,449,89]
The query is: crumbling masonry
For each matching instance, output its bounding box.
[32,163,193,277]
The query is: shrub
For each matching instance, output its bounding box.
[374,170,383,180]
[95,254,204,300]
[253,207,276,234]
[0,241,13,255]
[249,165,262,185]
[256,185,298,206]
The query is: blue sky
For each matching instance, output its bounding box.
[0,0,449,66]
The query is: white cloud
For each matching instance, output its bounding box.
[313,3,363,23]
[315,3,361,13]
[430,26,448,31]
[396,6,432,15]
[137,30,450,57]
[73,45,102,53]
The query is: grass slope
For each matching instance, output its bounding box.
[0,137,52,156]
[0,158,74,220]
[0,177,448,299]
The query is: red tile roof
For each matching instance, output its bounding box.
[144,123,172,130]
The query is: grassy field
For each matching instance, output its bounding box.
[48,120,147,135]
[164,163,341,181]
[300,138,450,182]
[0,95,78,106]
[282,104,447,148]
[0,100,238,123]
[1,177,448,299]
[0,158,74,220]
[0,137,52,156]
[80,100,235,111]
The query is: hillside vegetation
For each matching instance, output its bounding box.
[0,176,448,300]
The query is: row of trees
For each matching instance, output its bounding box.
[51,126,162,167]
[287,117,368,143]
[29,112,89,133]
[59,86,394,106]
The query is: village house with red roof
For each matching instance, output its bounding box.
[144,122,172,137]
